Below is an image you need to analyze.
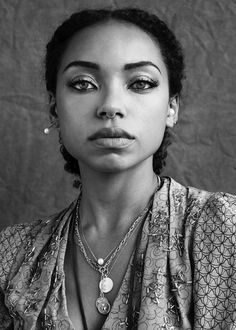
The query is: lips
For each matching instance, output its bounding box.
[88,128,135,140]
[88,127,135,149]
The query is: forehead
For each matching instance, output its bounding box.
[59,20,167,74]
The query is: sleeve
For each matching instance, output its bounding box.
[193,192,236,329]
[0,288,13,330]
[0,224,31,289]
[0,224,32,329]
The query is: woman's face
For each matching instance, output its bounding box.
[55,20,178,175]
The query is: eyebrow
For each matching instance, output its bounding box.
[63,60,99,72]
[63,60,161,74]
[124,61,161,74]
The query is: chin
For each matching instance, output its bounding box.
[79,152,152,175]
[95,162,130,174]
[88,155,135,174]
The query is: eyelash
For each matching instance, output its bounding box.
[68,77,159,92]
[128,78,159,91]
[68,78,97,92]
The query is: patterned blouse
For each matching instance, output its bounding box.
[0,177,236,330]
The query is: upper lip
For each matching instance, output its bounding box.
[88,128,135,140]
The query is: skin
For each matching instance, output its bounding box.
[55,20,178,229]
[54,20,179,328]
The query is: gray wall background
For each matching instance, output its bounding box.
[0,0,236,231]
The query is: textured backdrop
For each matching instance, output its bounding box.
[0,0,236,231]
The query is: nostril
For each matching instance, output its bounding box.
[97,106,125,119]
[117,113,124,118]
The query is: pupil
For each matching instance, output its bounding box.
[137,81,146,88]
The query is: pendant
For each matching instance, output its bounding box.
[99,277,113,293]
[96,296,111,315]
[97,258,104,266]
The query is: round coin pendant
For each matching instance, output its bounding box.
[97,258,104,266]
[99,277,113,293]
[96,297,111,315]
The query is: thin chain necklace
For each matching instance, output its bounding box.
[80,228,118,267]
[74,176,160,315]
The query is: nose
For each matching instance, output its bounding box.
[96,87,126,120]
[97,105,123,120]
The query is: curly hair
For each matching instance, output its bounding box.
[45,8,185,184]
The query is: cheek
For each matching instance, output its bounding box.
[56,94,91,131]
[136,95,169,149]
[138,95,169,130]
[56,108,85,150]
[56,82,97,116]
[141,117,167,147]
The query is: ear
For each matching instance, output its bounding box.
[49,92,58,117]
[48,92,60,125]
[166,95,179,128]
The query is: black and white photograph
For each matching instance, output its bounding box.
[0,1,236,329]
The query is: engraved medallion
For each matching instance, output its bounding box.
[96,297,111,314]
[99,277,113,293]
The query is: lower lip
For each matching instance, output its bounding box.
[91,137,135,149]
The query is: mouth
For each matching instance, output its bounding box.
[88,128,135,140]
[88,128,135,149]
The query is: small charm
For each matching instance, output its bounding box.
[97,258,104,266]
[99,277,113,293]
[96,296,111,315]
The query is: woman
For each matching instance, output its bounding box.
[0,8,235,330]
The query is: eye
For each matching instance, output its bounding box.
[129,78,159,91]
[69,77,98,92]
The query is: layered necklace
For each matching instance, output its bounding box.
[74,176,160,315]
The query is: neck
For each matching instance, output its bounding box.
[78,163,158,235]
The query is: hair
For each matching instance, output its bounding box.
[45,8,185,185]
